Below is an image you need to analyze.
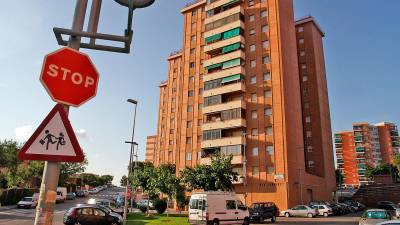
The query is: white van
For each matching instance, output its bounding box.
[56,187,67,203]
[189,191,250,225]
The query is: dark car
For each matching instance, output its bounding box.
[63,204,123,225]
[66,192,76,200]
[76,190,85,198]
[249,202,278,223]
[378,201,398,217]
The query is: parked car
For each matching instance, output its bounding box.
[345,200,366,211]
[63,204,123,225]
[57,187,68,202]
[377,220,400,225]
[378,201,399,217]
[311,204,333,217]
[338,203,355,214]
[396,208,400,219]
[17,197,38,209]
[89,188,99,194]
[87,199,123,216]
[76,190,85,197]
[359,209,391,225]
[280,205,318,218]
[66,192,76,200]
[188,191,250,225]
[136,199,154,209]
[249,202,278,223]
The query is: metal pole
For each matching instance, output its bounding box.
[132,144,138,212]
[34,1,88,225]
[87,0,102,45]
[242,133,247,205]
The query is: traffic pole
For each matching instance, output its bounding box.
[33,1,88,224]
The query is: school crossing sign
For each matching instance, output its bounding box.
[18,104,84,162]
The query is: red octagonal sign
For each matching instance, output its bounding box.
[40,47,99,107]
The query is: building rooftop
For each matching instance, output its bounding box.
[168,49,182,60]
[295,15,325,37]
[181,0,206,13]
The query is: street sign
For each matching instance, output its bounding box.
[40,47,99,107]
[18,104,84,162]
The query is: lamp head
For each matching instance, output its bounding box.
[127,99,138,104]
[114,0,155,9]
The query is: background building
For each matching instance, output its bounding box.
[335,122,400,187]
[145,135,157,163]
[146,0,336,209]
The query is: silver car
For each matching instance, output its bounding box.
[359,209,391,225]
[280,205,318,218]
[377,220,400,225]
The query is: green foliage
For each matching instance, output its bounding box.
[394,155,400,177]
[180,155,238,191]
[365,164,392,179]
[58,158,88,186]
[0,140,19,170]
[336,169,344,186]
[132,162,158,200]
[120,175,128,187]
[0,188,39,205]
[100,175,114,184]
[138,204,148,213]
[126,213,189,225]
[154,199,168,214]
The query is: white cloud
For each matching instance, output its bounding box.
[15,125,33,142]
[75,129,89,140]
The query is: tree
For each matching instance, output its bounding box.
[132,163,158,214]
[120,175,128,187]
[180,155,238,191]
[58,158,88,186]
[100,175,114,185]
[335,169,344,187]
[394,155,400,177]
[80,173,101,187]
[0,140,20,170]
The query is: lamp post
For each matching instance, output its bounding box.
[242,132,248,205]
[123,99,138,224]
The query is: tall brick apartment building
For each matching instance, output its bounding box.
[146,0,336,209]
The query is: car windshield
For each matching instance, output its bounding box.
[362,211,388,219]
[97,205,111,214]
[22,197,32,201]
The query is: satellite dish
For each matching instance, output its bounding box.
[114,0,155,9]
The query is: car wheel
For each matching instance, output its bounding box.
[271,216,276,222]
[323,212,328,217]
[74,222,81,225]
[285,212,290,217]
[258,216,264,223]
[212,219,219,225]
[307,213,313,218]
[243,217,250,225]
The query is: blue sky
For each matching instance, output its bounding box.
[0,0,399,184]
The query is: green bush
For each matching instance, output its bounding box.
[139,204,148,213]
[0,188,38,205]
[154,199,167,214]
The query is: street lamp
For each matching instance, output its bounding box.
[123,99,138,225]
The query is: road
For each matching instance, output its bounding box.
[0,187,124,225]
[264,216,359,224]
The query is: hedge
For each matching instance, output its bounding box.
[0,188,39,206]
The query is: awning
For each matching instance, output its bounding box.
[205,33,222,44]
[222,43,241,54]
[221,74,241,83]
[221,0,241,10]
[222,58,241,69]
[223,27,241,40]
[206,62,222,70]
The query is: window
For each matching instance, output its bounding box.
[266,145,274,155]
[187,105,193,112]
[251,128,258,136]
[263,40,269,48]
[267,166,275,174]
[264,108,272,116]
[306,116,311,123]
[250,75,256,84]
[197,151,202,160]
[306,131,312,138]
[261,0,267,2]
[226,200,236,210]
[170,129,174,134]
[190,62,196,68]
[303,76,308,82]
[93,209,106,216]
[191,35,196,42]
[250,29,256,35]
[263,56,270,64]
[301,64,307,69]
[266,126,273,135]
[249,15,255,22]
[169,140,173,145]
[261,10,268,18]
[264,73,271,81]
[300,51,305,56]
[252,147,259,156]
[252,166,259,176]
[187,121,193,128]
[262,25,269,33]
[251,93,257,102]
[198,103,203,110]
[264,90,272,98]
[248,0,254,6]
[186,137,192,144]
[251,60,256,68]
[80,208,92,215]
[299,38,304,44]
[251,110,257,119]
[304,103,310,109]
[308,161,315,168]
[298,27,304,32]
[303,87,309,96]
[199,88,203,96]
[250,44,256,52]
[192,10,197,17]
[307,146,313,153]
[186,152,192,160]
[188,90,194,97]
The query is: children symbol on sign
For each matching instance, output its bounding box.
[39,130,66,150]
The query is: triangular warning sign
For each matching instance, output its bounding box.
[18,104,84,162]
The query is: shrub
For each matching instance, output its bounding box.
[154,199,167,214]
[139,205,148,213]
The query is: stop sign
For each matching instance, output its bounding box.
[40,47,99,107]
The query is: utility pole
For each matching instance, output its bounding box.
[34,1,88,224]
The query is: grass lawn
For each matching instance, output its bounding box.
[126,213,190,225]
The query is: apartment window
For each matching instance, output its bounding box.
[261,10,268,18]
[189,76,195,82]
[306,131,312,138]
[186,137,192,144]
[187,121,193,128]
[191,35,196,42]
[263,40,269,48]
[192,10,197,17]
[266,126,273,135]
[198,119,202,125]
[252,166,259,176]
[303,87,309,96]
[262,25,269,33]
[188,90,194,97]
[264,90,272,98]
[263,56,270,64]
[303,76,308,82]
[261,0,267,2]
[300,51,306,56]
[251,93,257,102]
[264,73,271,81]
[264,107,272,116]
[250,60,256,68]
[308,161,315,168]
[199,88,203,96]
[169,140,173,145]
[250,29,256,35]
[190,48,196,54]
[251,128,258,136]
[251,110,257,119]
[301,64,307,69]
[252,147,259,156]
[249,15,255,22]
[197,151,202,160]
[266,146,274,155]
[306,116,311,123]
[307,146,313,153]
[250,44,256,52]
[267,166,275,174]
[299,39,304,44]
[170,129,174,134]
[172,88,176,93]
[298,27,304,32]
[190,62,196,68]
[250,75,256,84]
[249,0,254,7]
[187,105,193,112]
[171,108,176,113]
[186,152,192,160]
[198,103,203,110]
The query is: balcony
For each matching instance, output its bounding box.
[334,138,342,143]
[205,20,245,39]
[203,100,246,114]
[356,147,365,153]
[205,35,245,54]
[204,50,245,68]
[203,81,245,97]
[202,118,246,131]
[205,5,243,25]
[204,66,245,82]
[355,137,363,142]
[201,136,244,149]
[200,154,244,165]
[205,0,241,12]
